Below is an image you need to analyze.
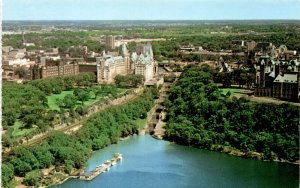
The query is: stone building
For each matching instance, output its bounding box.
[30,59,79,79]
[97,44,130,83]
[131,43,156,82]
[29,43,157,84]
[255,56,300,101]
[97,43,157,84]
[273,73,299,100]
[105,35,116,50]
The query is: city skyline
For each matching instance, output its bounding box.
[3,0,300,20]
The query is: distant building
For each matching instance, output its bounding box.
[7,59,30,66]
[98,43,157,83]
[105,35,116,50]
[2,46,13,54]
[20,31,35,47]
[24,43,157,84]
[30,59,79,80]
[2,47,36,80]
[255,56,300,101]
[273,73,299,99]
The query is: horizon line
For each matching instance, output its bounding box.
[3,19,300,21]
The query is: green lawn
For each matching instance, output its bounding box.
[82,95,106,106]
[6,87,128,142]
[11,120,33,138]
[46,90,74,110]
[220,88,246,96]
[132,118,148,129]
[46,88,129,111]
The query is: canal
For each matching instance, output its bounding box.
[54,135,299,188]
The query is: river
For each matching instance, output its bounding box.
[53,135,299,188]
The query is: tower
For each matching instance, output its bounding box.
[119,43,130,74]
[20,31,25,48]
[105,35,115,50]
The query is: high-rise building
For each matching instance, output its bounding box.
[19,31,25,48]
[105,35,115,49]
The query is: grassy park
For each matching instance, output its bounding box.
[219,88,246,97]
[3,83,129,146]
[132,118,148,129]
[11,120,33,138]
[47,91,74,110]
[46,87,128,110]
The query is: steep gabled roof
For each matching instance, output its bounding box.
[274,73,297,83]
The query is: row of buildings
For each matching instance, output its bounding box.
[2,38,158,84]
[218,40,299,102]
[243,41,299,101]
[255,56,299,101]
[30,44,157,83]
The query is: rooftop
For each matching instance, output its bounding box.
[274,73,298,83]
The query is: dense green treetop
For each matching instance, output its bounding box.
[165,65,299,162]
[2,88,158,187]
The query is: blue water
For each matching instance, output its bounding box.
[54,135,299,188]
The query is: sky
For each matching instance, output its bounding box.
[3,0,300,20]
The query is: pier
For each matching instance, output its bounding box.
[78,153,122,181]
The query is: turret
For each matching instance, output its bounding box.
[119,43,130,73]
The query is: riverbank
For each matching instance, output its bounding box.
[38,136,297,188]
[37,123,146,187]
[52,135,300,188]
[3,87,143,157]
[164,65,299,166]
[213,145,300,165]
[44,94,155,186]
[162,140,300,165]
[12,135,134,188]
[7,88,158,188]
[13,166,84,188]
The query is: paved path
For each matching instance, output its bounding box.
[235,94,300,107]
[153,112,167,139]
[152,82,171,139]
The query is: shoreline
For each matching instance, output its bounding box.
[162,139,300,165]
[44,134,136,187]
[12,128,298,188]
[12,134,135,188]
[41,101,152,187]
[21,133,297,187]
[3,87,142,156]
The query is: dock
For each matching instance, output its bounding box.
[78,153,122,181]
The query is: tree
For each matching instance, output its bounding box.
[61,94,77,109]
[75,106,88,116]
[3,110,17,126]
[13,147,40,170]
[246,73,255,88]
[14,66,27,78]
[2,135,14,148]
[1,163,14,187]
[10,157,32,176]
[23,170,43,186]
[32,145,55,168]
[220,72,232,87]
[74,89,90,104]
[23,114,39,128]
[115,74,144,88]
[64,76,75,90]
[164,66,299,162]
